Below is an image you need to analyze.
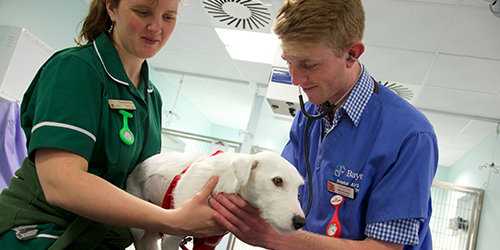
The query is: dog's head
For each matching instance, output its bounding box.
[230,152,306,232]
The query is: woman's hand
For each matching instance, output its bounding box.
[35,148,226,237]
[172,175,227,238]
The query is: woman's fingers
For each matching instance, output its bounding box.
[174,175,227,237]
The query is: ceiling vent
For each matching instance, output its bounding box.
[381,82,414,101]
[203,0,274,31]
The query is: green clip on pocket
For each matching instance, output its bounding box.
[119,110,134,145]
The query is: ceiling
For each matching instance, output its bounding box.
[131,0,500,167]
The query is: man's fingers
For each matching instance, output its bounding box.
[209,197,242,234]
[209,194,250,230]
[224,194,260,214]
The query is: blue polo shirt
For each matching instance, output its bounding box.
[282,65,438,249]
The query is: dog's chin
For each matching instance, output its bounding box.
[273,225,296,234]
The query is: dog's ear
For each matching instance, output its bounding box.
[231,155,259,186]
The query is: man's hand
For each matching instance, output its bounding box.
[209,193,279,248]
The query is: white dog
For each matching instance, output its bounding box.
[126,151,306,250]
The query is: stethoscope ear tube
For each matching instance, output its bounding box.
[300,94,336,217]
[298,64,363,218]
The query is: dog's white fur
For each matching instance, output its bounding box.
[126,151,305,250]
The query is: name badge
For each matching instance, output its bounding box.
[327,180,355,200]
[109,99,136,110]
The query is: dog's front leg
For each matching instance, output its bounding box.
[132,229,162,250]
[161,235,184,250]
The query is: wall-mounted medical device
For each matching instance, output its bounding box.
[0,26,53,103]
[265,68,306,118]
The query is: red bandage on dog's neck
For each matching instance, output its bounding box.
[161,150,226,250]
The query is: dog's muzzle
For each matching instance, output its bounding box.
[292,215,307,230]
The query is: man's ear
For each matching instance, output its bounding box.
[231,155,259,186]
[346,41,365,67]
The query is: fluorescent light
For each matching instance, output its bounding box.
[215,28,279,64]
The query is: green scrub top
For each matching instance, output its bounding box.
[0,33,162,248]
[22,32,162,188]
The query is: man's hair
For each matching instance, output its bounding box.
[273,0,365,57]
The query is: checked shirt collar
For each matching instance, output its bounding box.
[317,64,374,140]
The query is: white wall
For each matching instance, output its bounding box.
[0,0,88,52]
[445,129,500,250]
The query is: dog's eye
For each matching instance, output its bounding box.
[273,177,283,187]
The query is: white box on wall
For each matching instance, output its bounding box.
[0,26,53,103]
[265,68,308,118]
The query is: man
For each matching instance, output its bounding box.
[210,0,438,249]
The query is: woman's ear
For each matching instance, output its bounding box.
[106,0,117,23]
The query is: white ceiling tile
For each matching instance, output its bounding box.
[363,0,455,52]
[440,147,469,162]
[177,0,213,25]
[480,96,500,119]
[462,0,490,7]
[166,23,229,56]
[398,0,459,4]
[362,45,434,86]
[415,86,496,116]
[438,158,457,167]
[233,60,273,85]
[422,112,472,144]
[183,53,245,81]
[449,134,486,150]
[220,94,254,112]
[203,78,248,94]
[461,120,498,137]
[149,50,193,74]
[425,54,500,94]
[182,89,223,106]
[195,103,232,118]
[158,72,182,88]
[180,76,211,92]
[158,72,211,92]
[440,5,500,60]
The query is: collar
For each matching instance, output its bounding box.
[160,150,226,250]
[317,64,374,127]
[92,33,154,95]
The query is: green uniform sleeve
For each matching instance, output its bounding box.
[27,53,103,162]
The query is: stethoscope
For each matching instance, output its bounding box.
[299,56,362,218]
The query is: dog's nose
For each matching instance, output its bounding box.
[292,215,307,230]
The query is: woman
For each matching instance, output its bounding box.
[0,0,225,249]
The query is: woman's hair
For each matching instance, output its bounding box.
[273,0,365,57]
[77,0,120,45]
